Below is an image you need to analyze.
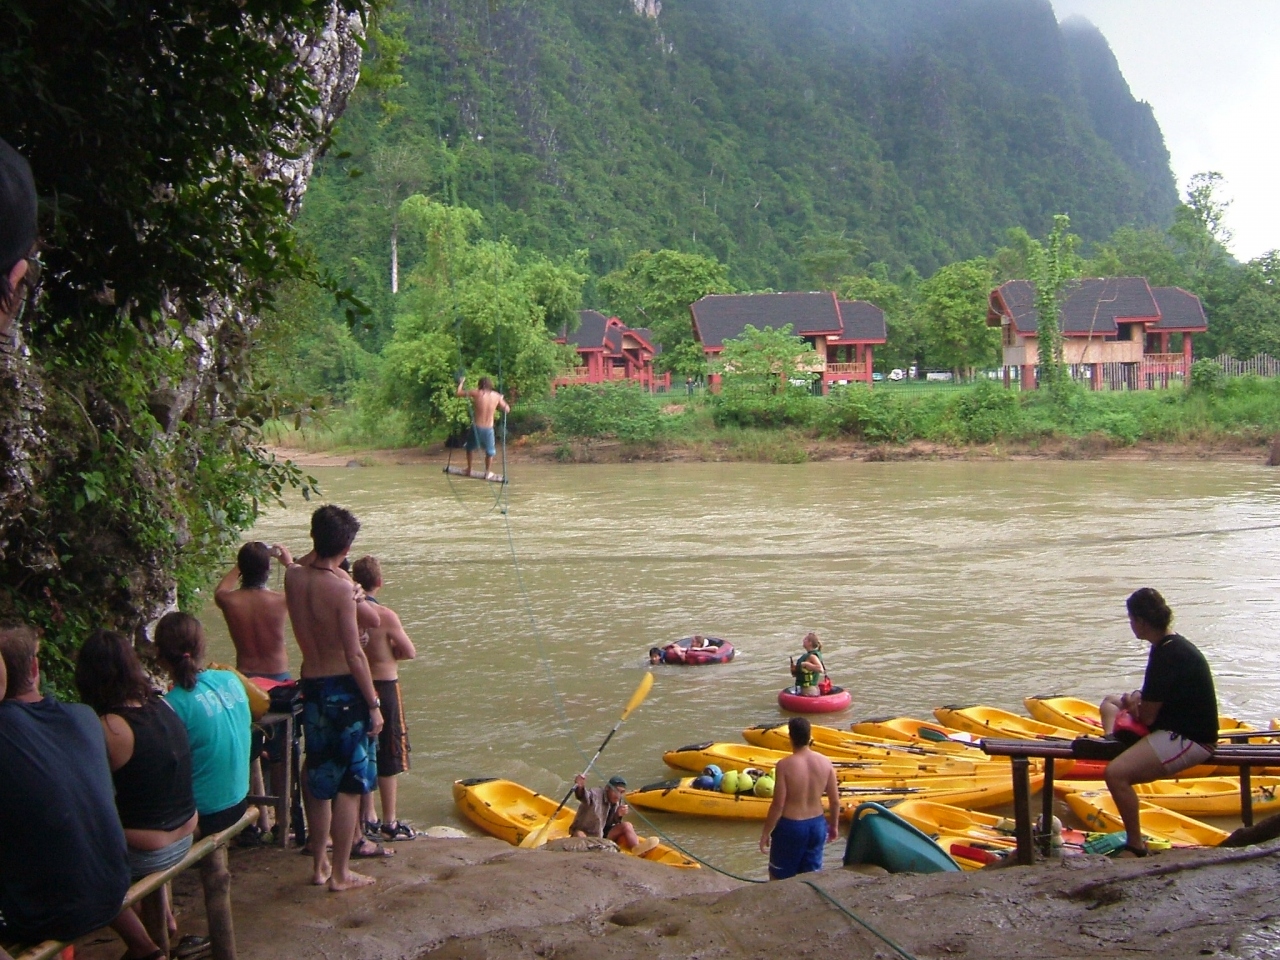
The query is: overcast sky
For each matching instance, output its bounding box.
[1050,0,1279,261]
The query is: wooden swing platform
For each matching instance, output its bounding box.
[444,465,506,484]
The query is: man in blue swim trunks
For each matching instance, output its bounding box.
[759,717,840,880]
[285,505,384,892]
[456,375,510,480]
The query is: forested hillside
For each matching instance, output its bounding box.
[300,0,1177,321]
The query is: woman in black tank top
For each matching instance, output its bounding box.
[76,631,199,933]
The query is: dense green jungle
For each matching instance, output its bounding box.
[268,0,1280,452]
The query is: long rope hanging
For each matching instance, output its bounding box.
[431,23,922,951]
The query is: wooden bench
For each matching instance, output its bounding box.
[5,806,258,960]
[982,732,1280,866]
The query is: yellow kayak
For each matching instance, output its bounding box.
[629,772,1039,820]
[1023,696,1106,734]
[849,716,986,751]
[886,798,1019,846]
[451,777,699,868]
[1063,789,1228,847]
[1053,775,1280,818]
[934,833,1016,870]
[664,741,986,780]
[1027,697,1261,742]
[742,722,1007,766]
[934,704,1076,741]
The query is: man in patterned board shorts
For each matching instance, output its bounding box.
[285,505,385,892]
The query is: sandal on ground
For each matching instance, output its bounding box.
[351,837,395,858]
[362,819,383,841]
[174,934,212,960]
[380,820,417,841]
[1113,843,1149,858]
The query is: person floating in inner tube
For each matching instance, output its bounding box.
[649,636,716,664]
[790,632,827,696]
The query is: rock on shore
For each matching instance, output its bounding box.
[80,835,1280,960]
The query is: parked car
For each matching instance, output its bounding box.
[888,368,905,381]
[871,372,884,382]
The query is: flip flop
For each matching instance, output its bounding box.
[351,837,395,858]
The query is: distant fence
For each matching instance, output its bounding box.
[1209,354,1280,378]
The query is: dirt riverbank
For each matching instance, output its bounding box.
[81,836,1280,960]
[270,435,1272,470]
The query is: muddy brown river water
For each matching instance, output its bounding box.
[200,460,1280,878]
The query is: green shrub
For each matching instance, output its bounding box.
[712,384,820,429]
[1189,358,1225,395]
[945,380,1026,443]
[547,383,662,442]
[821,385,917,442]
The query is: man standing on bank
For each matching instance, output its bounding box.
[760,717,841,879]
[285,505,384,891]
[351,555,418,842]
[1100,588,1218,858]
[455,375,510,480]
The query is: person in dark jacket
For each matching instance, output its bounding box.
[0,624,164,959]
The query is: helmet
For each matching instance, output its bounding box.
[702,764,723,789]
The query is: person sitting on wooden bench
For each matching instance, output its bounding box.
[1100,588,1219,858]
[0,624,166,960]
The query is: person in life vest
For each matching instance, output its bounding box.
[790,632,826,696]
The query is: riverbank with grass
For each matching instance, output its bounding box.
[267,375,1280,467]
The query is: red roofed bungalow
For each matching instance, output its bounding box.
[689,292,887,392]
[987,278,1207,390]
[552,310,670,393]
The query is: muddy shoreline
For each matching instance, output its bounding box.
[271,436,1272,470]
[78,835,1280,960]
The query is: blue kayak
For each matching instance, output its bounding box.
[842,802,961,874]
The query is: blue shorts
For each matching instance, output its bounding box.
[769,814,827,879]
[465,425,496,457]
[301,675,377,800]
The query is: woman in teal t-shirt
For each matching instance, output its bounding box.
[155,612,252,838]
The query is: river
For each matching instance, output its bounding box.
[201,459,1280,878]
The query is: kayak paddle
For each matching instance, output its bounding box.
[520,671,655,848]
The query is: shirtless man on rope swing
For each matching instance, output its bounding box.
[456,376,510,480]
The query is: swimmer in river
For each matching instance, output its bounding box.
[456,375,510,480]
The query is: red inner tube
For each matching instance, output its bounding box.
[778,686,852,713]
[663,637,735,665]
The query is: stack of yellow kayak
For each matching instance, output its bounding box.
[1052,775,1280,818]
[934,704,1077,740]
[664,741,991,781]
[1026,696,1262,743]
[1062,789,1229,847]
[628,771,1040,821]
[850,716,986,750]
[452,777,699,868]
[742,722,1019,769]
[1023,696,1107,734]
[885,798,1019,846]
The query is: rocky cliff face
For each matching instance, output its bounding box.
[1060,15,1179,224]
[0,2,367,655]
[632,0,661,18]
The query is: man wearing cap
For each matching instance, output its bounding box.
[0,138,38,338]
[569,774,658,854]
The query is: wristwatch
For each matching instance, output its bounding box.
[369,698,382,710]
